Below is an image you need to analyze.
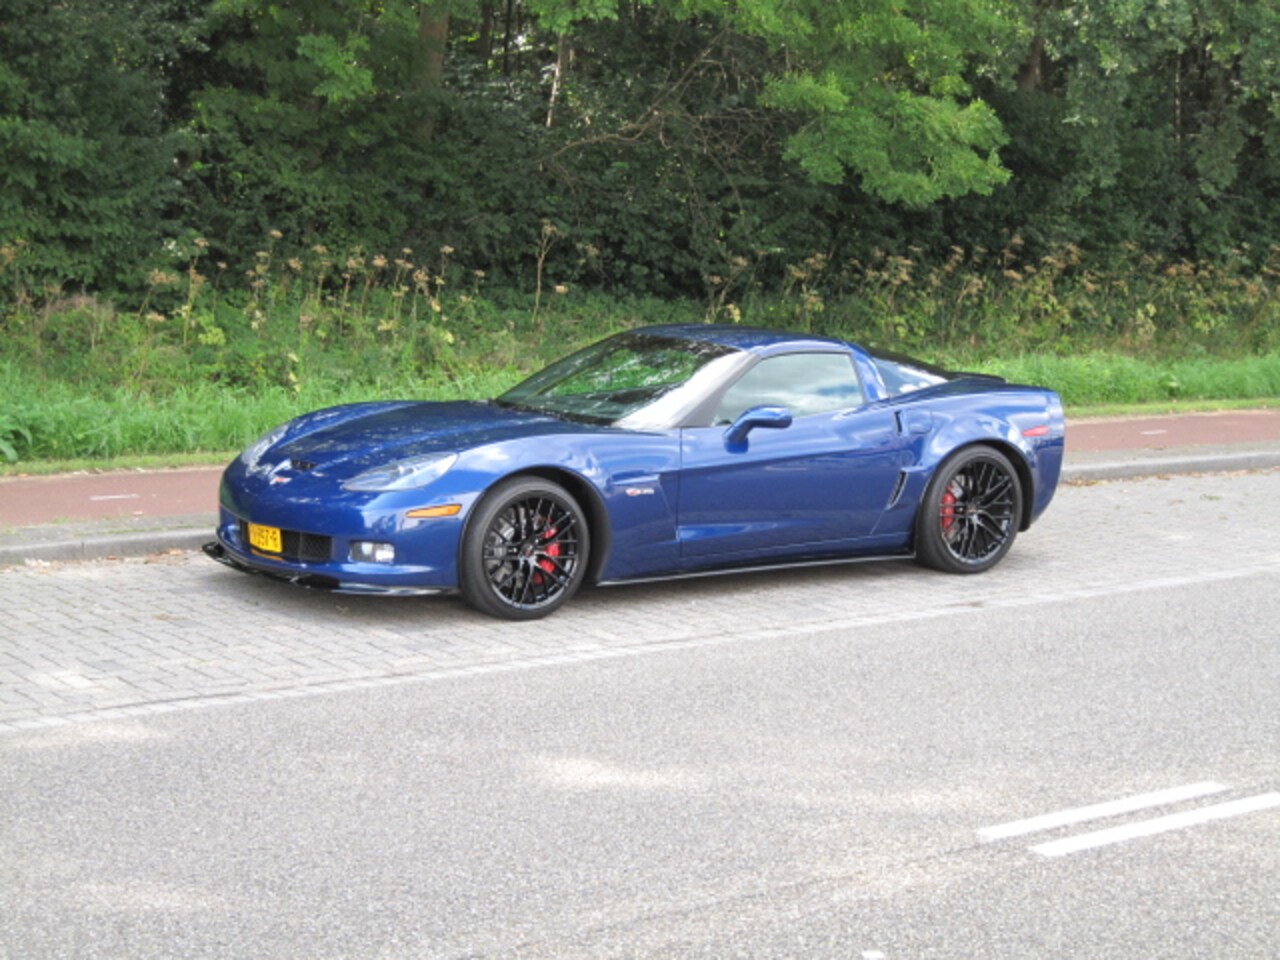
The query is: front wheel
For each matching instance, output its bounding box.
[460,477,589,620]
[915,447,1022,574]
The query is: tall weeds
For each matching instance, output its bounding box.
[756,240,1279,360]
[1,232,1276,462]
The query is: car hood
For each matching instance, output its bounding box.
[264,400,608,477]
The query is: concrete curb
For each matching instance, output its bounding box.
[1062,449,1280,483]
[2,450,1277,566]
[0,526,213,566]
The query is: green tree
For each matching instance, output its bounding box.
[734,0,1019,204]
[186,1,439,257]
[0,0,199,295]
[992,0,1280,253]
[525,0,1022,205]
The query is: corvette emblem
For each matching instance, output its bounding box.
[266,460,294,485]
[625,486,655,497]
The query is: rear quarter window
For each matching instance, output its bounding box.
[872,354,953,397]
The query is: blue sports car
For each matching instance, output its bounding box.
[205,325,1064,619]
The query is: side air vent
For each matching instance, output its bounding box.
[886,471,908,509]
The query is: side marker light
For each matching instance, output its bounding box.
[1022,425,1050,438]
[405,504,463,519]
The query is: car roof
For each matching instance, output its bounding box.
[637,324,856,354]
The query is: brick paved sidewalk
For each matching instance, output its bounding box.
[1,469,1276,733]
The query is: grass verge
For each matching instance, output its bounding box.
[5,395,1279,478]
[2,349,1276,470]
[0,452,236,478]
[1066,396,1280,419]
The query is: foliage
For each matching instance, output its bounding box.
[748,0,1017,203]
[995,0,1280,255]
[2,0,1278,460]
[4,0,1279,302]
[0,0,201,296]
[1,227,1275,462]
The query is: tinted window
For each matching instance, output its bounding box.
[714,352,864,424]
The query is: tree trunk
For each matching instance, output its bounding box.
[546,34,571,128]
[502,0,515,75]
[477,2,495,61]
[418,3,450,141]
[1017,35,1045,92]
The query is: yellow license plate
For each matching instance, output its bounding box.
[247,522,283,554]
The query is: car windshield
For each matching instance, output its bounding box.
[495,332,740,427]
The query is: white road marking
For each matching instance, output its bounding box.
[1030,793,1280,857]
[978,782,1230,841]
[1138,429,1169,436]
[89,494,141,501]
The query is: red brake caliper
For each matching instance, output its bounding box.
[940,487,958,534]
[535,525,560,582]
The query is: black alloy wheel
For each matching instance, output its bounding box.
[460,477,589,620]
[915,446,1022,574]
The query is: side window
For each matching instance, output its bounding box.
[713,352,864,424]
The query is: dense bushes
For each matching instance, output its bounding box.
[0,0,192,293]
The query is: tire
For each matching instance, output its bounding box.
[915,446,1022,574]
[460,477,590,620]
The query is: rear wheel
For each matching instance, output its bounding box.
[460,477,589,620]
[915,447,1022,574]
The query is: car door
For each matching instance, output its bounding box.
[676,351,905,563]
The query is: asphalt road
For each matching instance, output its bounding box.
[2,471,1278,958]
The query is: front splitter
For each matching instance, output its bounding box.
[202,541,448,597]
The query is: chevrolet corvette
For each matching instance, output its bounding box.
[205,324,1065,619]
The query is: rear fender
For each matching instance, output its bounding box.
[924,418,1040,531]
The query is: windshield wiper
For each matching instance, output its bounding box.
[489,397,530,412]
[491,398,608,425]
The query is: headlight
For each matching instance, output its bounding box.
[240,424,289,470]
[343,453,458,492]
